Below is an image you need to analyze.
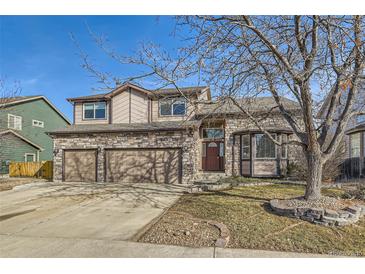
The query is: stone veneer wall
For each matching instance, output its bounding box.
[53,129,199,184]
[224,114,302,177]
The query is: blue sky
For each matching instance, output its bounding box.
[0,16,183,120]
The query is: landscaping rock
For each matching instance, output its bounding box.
[336,219,351,227]
[337,210,350,219]
[325,209,339,218]
[269,198,365,227]
[300,215,314,222]
[308,208,324,216]
[359,205,365,216]
[345,206,361,215]
[321,216,339,225]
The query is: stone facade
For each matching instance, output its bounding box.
[223,114,301,177]
[53,129,199,184]
[53,113,303,184]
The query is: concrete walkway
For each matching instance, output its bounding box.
[0,234,334,258]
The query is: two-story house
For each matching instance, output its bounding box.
[49,82,301,184]
[0,95,70,173]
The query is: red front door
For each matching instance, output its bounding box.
[203,141,224,171]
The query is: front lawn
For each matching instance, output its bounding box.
[139,184,365,256]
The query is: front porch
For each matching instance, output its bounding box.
[197,118,293,179]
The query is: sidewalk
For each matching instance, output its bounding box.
[0,235,335,258]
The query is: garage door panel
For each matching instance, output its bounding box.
[64,150,96,182]
[106,149,181,184]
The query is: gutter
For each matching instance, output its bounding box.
[47,126,196,136]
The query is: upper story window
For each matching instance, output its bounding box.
[255,133,276,159]
[8,114,22,130]
[32,119,44,128]
[202,128,224,139]
[83,102,106,120]
[356,114,365,124]
[159,98,186,116]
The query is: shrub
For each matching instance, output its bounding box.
[342,184,365,200]
[287,142,346,182]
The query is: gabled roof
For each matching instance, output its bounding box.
[196,96,301,116]
[66,82,211,102]
[0,130,44,150]
[152,86,210,98]
[1,95,71,124]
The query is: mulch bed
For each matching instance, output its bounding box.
[139,211,221,247]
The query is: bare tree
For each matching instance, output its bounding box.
[0,77,22,128]
[75,16,365,200]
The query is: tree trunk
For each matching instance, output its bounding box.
[304,151,323,200]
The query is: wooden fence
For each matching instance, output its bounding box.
[9,161,53,180]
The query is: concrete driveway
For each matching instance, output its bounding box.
[0,181,186,257]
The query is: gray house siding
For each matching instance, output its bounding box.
[0,98,69,162]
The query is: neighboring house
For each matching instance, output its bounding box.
[342,113,365,179]
[0,96,70,173]
[318,87,365,180]
[49,82,301,184]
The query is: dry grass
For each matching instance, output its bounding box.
[143,184,365,256]
[0,177,43,191]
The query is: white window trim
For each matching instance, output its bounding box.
[255,133,277,159]
[82,102,107,120]
[8,114,22,130]
[32,119,44,128]
[159,98,187,117]
[24,153,36,162]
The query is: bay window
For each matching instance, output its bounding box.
[255,133,276,159]
[83,102,106,120]
[281,134,288,159]
[350,133,361,157]
[241,134,250,159]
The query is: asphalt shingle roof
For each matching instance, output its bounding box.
[196,96,300,116]
[48,120,200,135]
[0,95,42,105]
[67,85,209,101]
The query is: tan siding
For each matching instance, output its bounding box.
[130,89,148,123]
[112,91,129,123]
[253,160,277,176]
[74,102,109,125]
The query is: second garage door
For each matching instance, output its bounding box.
[63,150,97,182]
[105,148,181,184]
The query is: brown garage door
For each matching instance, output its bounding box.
[105,149,181,184]
[63,150,97,182]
